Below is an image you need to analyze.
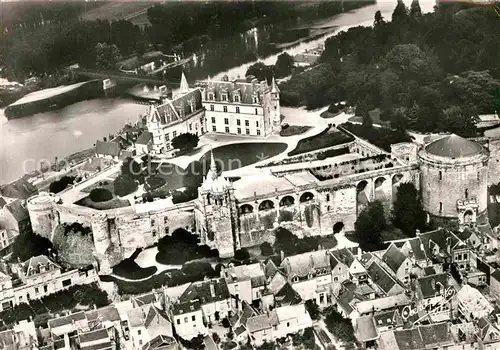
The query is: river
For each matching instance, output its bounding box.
[0,0,436,184]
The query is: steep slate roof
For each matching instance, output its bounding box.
[418,229,459,259]
[95,140,121,157]
[382,244,407,273]
[0,177,37,199]
[142,334,177,350]
[264,259,281,279]
[274,282,302,306]
[48,311,87,329]
[197,78,270,105]
[135,131,153,145]
[408,238,427,261]
[128,305,172,332]
[491,269,500,282]
[0,197,7,208]
[281,250,332,278]
[179,278,230,304]
[367,262,400,295]
[5,199,29,222]
[78,329,109,344]
[416,273,450,299]
[153,89,203,125]
[425,134,483,158]
[246,314,272,333]
[86,306,120,323]
[171,301,201,316]
[331,248,355,267]
[24,255,60,277]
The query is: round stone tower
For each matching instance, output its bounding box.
[418,134,489,226]
[27,192,58,240]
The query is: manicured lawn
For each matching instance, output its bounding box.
[280,125,312,137]
[112,249,158,280]
[155,142,288,192]
[288,127,353,156]
[340,123,412,152]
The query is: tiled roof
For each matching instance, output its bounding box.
[0,177,37,199]
[355,315,378,342]
[425,134,483,158]
[48,311,87,329]
[5,199,29,222]
[281,250,332,278]
[264,259,280,279]
[251,276,266,288]
[80,342,113,350]
[367,262,399,295]
[79,328,109,343]
[86,306,121,323]
[373,309,402,329]
[128,305,172,331]
[133,291,160,307]
[225,263,265,282]
[382,244,407,273]
[394,328,425,349]
[142,334,177,350]
[0,329,15,347]
[246,314,271,333]
[418,323,453,348]
[234,325,247,336]
[136,131,153,145]
[95,140,121,157]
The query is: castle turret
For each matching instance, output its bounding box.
[194,147,238,258]
[270,76,281,132]
[27,192,58,240]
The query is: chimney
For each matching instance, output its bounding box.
[280,250,285,262]
[431,278,436,291]
[210,283,216,298]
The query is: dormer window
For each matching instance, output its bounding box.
[222,93,228,102]
[209,93,214,100]
[308,273,314,279]
[234,94,240,103]
[253,96,258,104]
[292,276,299,283]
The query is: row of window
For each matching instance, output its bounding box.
[177,315,197,324]
[209,105,260,115]
[438,171,481,181]
[208,93,259,104]
[212,125,261,135]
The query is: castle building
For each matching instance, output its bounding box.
[196,76,281,137]
[418,134,489,226]
[147,72,206,154]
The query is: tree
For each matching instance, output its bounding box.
[354,201,386,252]
[441,105,477,137]
[121,157,143,179]
[246,62,274,83]
[302,327,316,349]
[260,242,274,256]
[362,114,373,129]
[274,227,299,256]
[392,0,409,24]
[275,52,294,78]
[305,300,320,320]
[392,182,426,236]
[374,10,385,26]
[410,0,422,17]
[234,248,250,261]
[49,176,75,194]
[182,261,216,280]
[113,174,138,197]
[11,230,54,262]
[324,307,356,343]
[95,42,122,69]
[171,133,199,154]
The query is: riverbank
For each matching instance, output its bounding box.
[5,80,104,119]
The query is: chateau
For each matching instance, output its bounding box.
[146,73,281,154]
[25,129,495,273]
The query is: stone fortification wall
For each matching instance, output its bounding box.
[391,142,419,164]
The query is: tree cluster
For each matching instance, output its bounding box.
[353,201,387,252]
[49,175,75,194]
[11,229,54,262]
[279,1,500,136]
[273,227,319,256]
[171,133,200,154]
[392,182,427,236]
[324,306,356,343]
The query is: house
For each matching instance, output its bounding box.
[47,311,89,339]
[0,320,37,350]
[222,262,266,304]
[456,284,494,321]
[77,328,113,350]
[135,131,153,155]
[381,244,412,284]
[331,248,367,285]
[413,273,453,322]
[366,261,406,296]
[264,259,287,294]
[142,334,179,350]
[170,301,205,340]
[95,140,122,160]
[378,322,454,350]
[354,315,378,346]
[177,278,232,324]
[399,237,429,268]
[246,303,312,346]
[0,177,38,200]
[147,73,206,154]
[126,304,173,349]
[280,250,334,305]
[196,75,280,138]
[274,282,302,308]
[0,199,32,242]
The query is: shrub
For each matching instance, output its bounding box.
[114,174,138,197]
[11,229,53,262]
[328,104,340,113]
[145,176,166,191]
[49,176,75,194]
[182,261,216,280]
[305,300,320,320]
[260,242,274,256]
[234,249,250,261]
[89,188,113,202]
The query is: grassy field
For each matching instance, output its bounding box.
[288,127,353,156]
